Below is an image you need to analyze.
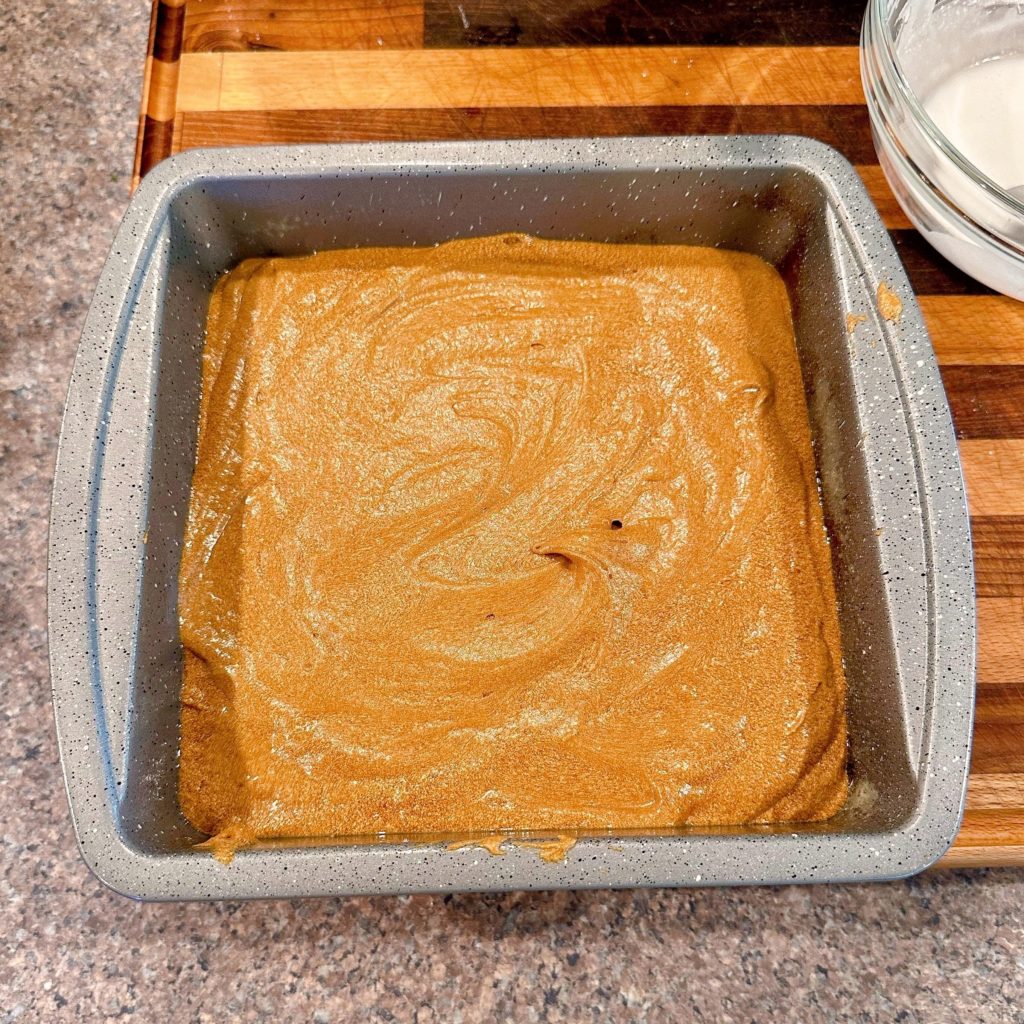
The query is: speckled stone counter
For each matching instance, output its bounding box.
[1,2,1023,1020]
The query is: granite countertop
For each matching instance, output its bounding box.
[2,1,1023,1020]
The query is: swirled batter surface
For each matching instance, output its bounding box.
[179,234,847,858]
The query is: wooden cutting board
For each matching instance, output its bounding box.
[133,0,1024,869]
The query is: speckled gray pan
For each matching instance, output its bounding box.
[48,137,975,901]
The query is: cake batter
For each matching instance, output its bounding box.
[178,234,848,860]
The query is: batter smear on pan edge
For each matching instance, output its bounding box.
[178,234,847,861]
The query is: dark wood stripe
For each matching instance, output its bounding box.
[153,0,186,62]
[974,725,1024,775]
[972,682,1024,774]
[182,0,424,52]
[177,104,877,161]
[890,230,994,296]
[973,517,1024,598]
[943,366,1024,440]
[424,0,862,47]
[976,682,1024,709]
[139,116,175,178]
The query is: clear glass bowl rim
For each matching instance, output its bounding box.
[865,0,1024,219]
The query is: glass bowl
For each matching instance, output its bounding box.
[861,0,1024,298]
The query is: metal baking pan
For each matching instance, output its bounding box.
[48,138,975,900]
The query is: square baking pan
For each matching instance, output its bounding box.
[48,137,975,900]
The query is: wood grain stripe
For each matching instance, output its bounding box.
[949,768,1024,862]
[890,230,992,296]
[176,103,878,161]
[961,441,1024,518]
[137,1,187,181]
[182,0,424,52]
[424,0,863,48]
[940,841,1024,867]
[972,740,1024,777]
[964,772,1024,809]
[131,0,161,191]
[946,810,1024,852]
[140,116,176,176]
[943,366,1024,440]
[153,0,187,62]
[973,517,1024,598]
[975,684,1024,722]
[972,683,1024,774]
[922,296,1024,365]
[171,111,185,154]
[978,597,1024,684]
[176,47,865,112]
[147,56,184,122]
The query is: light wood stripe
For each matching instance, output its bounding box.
[964,773,1024,810]
[176,46,864,112]
[923,296,1024,365]
[978,597,1024,684]
[178,51,223,109]
[941,842,1024,867]
[945,809,1024,850]
[961,441,1024,518]
[148,57,183,122]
